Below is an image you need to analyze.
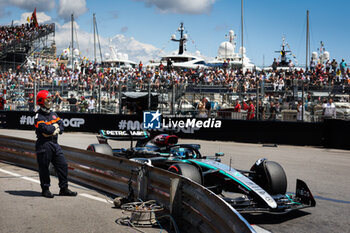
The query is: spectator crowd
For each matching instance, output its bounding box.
[1,57,349,95]
[0,22,349,121]
[0,24,54,51]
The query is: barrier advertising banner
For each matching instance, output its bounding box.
[1,110,348,149]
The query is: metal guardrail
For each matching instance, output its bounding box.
[0,135,255,233]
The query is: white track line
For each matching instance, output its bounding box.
[0,168,40,184]
[79,193,110,203]
[0,167,109,204]
[251,225,271,233]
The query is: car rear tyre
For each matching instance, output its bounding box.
[168,163,202,184]
[87,144,113,156]
[250,160,287,195]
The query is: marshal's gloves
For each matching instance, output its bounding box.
[53,123,61,135]
[42,123,60,137]
[53,127,60,136]
[52,123,60,135]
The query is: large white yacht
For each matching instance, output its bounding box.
[149,23,207,70]
[102,44,137,71]
[311,41,330,66]
[207,30,258,71]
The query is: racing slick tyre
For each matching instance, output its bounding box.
[168,163,202,185]
[87,144,113,156]
[250,160,287,195]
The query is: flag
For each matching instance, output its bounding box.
[64,48,70,54]
[31,8,38,27]
[26,16,30,23]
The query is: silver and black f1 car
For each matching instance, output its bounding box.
[87,130,316,214]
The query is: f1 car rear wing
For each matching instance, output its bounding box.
[97,130,150,147]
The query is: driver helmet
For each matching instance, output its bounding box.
[173,147,190,158]
[152,134,178,147]
[36,90,53,109]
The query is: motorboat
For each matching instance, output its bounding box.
[158,51,207,70]
[148,23,208,70]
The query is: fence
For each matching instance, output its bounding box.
[2,80,350,122]
[0,134,255,233]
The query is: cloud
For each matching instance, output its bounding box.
[57,0,88,22]
[134,0,216,14]
[0,0,54,18]
[13,11,52,25]
[55,21,95,55]
[57,21,80,30]
[55,21,163,63]
[1,0,55,11]
[110,34,164,62]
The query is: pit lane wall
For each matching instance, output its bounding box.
[1,111,349,149]
[0,135,255,233]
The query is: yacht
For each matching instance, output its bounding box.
[263,36,303,72]
[206,30,258,71]
[148,23,207,70]
[311,41,330,65]
[102,44,137,72]
[57,47,81,72]
[66,48,81,71]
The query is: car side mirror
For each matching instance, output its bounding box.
[215,152,224,157]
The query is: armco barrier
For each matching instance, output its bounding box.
[0,135,255,233]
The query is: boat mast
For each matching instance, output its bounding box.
[306,10,309,71]
[94,14,103,62]
[93,13,96,63]
[171,22,186,55]
[71,14,74,71]
[241,0,244,72]
[179,23,184,54]
[92,13,102,113]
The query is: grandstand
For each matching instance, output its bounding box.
[0,23,55,71]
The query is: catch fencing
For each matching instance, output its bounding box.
[0,134,255,233]
[2,80,350,122]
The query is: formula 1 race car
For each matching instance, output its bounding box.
[87,130,316,214]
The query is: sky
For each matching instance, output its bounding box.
[0,0,349,67]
